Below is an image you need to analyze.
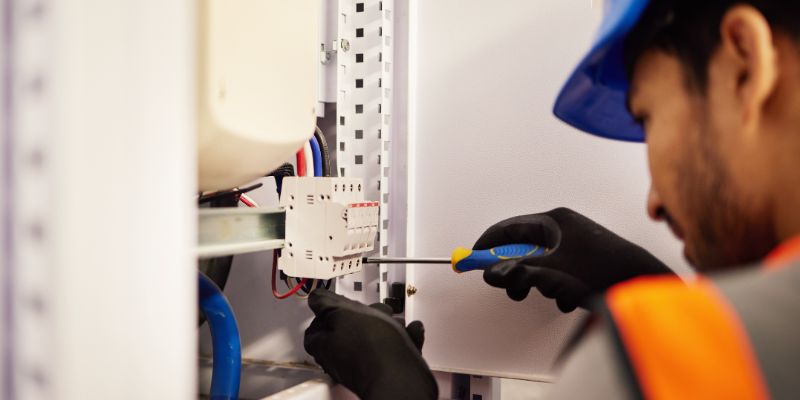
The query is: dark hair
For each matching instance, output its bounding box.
[624,0,800,91]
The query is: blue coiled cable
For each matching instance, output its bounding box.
[199,272,241,400]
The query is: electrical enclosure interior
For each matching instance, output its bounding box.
[0,1,693,399]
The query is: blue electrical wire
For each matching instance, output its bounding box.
[309,136,323,177]
[199,272,241,400]
[309,135,334,289]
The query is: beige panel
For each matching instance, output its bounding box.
[198,0,320,191]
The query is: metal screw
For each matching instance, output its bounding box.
[340,38,350,52]
[406,284,418,297]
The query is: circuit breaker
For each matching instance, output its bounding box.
[278,177,380,279]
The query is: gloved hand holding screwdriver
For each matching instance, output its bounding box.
[304,207,673,399]
[475,207,673,312]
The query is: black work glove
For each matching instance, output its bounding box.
[304,289,438,400]
[475,207,673,313]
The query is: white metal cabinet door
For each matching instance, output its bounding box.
[405,0,690,381]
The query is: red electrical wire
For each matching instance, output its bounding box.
[271,251,308,299]
[236,186,304,298]
[238,195,256,208]
[296,149,307,177]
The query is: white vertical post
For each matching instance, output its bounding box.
[0,0,8,396]
[6,0,196,398]
[8,0,57,397]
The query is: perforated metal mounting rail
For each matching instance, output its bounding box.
[336,0,394,303]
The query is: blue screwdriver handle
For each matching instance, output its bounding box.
[451,243,547,273]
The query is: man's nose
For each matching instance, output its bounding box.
[647,186,665,222]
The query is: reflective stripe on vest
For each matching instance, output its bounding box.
[605,276,770,400]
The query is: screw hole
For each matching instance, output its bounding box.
[329,235,333,240]
[288,242,293,247]
[358,184,362,191]
[289,205,294,210]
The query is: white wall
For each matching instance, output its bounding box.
[406,0,690,381]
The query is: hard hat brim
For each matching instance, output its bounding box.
[553,0,650,143]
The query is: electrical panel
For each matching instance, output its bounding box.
[278,177,380,279]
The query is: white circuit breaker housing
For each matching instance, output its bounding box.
[279,177,379,279]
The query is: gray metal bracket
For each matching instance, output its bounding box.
[198,207,286,259]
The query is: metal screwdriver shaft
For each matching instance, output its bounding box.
[363,257,451,264]
[363,244,548,273]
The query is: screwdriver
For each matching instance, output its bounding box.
[363,243,547,273]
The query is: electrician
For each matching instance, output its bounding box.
[302,0,800,398]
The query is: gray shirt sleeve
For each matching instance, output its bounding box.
[545,325,634,400]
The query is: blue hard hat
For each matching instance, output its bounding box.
[553,0,651,142]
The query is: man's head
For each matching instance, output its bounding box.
[624,0,800,270]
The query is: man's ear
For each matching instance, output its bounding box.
[718,5,778,128]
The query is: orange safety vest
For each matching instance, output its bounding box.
[602,238,800,400]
